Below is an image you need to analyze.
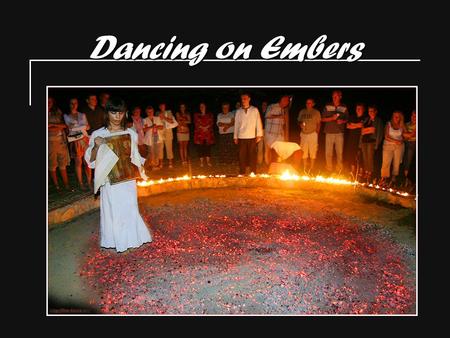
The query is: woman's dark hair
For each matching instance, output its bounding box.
[178,102,188,114]
[68,97,79,111]
[48,96,59,113]
[104,97,128,130]
[106,97,127,112]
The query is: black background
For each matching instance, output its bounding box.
[12,0,444,331]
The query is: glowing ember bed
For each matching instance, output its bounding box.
[78,178,416,314]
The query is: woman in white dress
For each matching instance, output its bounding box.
[84,98,152,253]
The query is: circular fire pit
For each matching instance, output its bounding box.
[136,174,415,209]
[78,177,416,314]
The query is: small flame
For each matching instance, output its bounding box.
[137,174,191,186]
[314,175,354,185]
[137,179,155,187]
[279,170,300,181]
[136,171,412,198]
[175,175,191,181]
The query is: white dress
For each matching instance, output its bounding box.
[84,127,152,252]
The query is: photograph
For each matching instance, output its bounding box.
[47,86,417,315]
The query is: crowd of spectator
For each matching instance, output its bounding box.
[48,90,416,193]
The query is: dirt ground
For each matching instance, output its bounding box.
[48,186,416,314]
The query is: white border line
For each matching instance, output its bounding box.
[32,59,421,63]
[415,86,418,315]
[46,86,48,316]
[30,59,421,106]
[46,85,418,316]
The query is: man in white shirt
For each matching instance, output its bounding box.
[233,92,263,174]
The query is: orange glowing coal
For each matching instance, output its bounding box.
[136,171,411,197]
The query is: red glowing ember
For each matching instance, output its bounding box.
[80,188,415,314]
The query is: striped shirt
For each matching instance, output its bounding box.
[265,103,286,137]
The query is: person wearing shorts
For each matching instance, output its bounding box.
[297,98,321,174]
[48,97,71,191]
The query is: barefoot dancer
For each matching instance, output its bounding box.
[85,97,152,252]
